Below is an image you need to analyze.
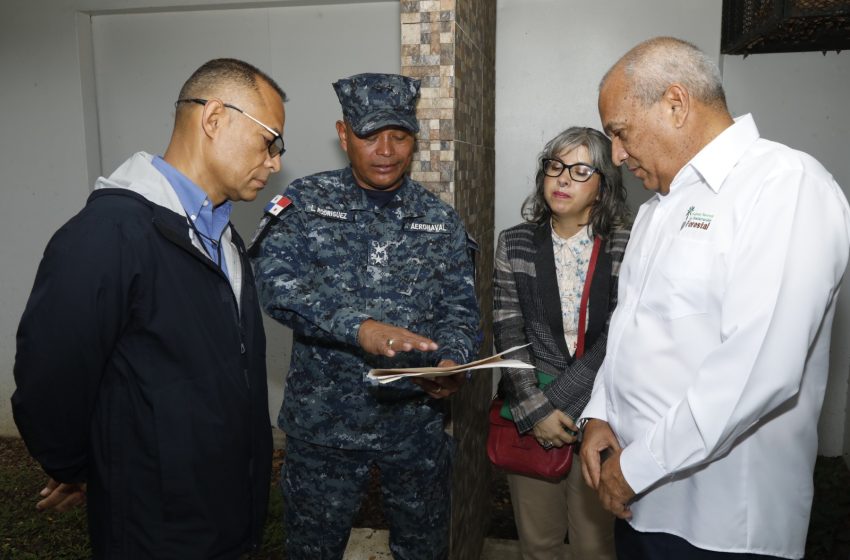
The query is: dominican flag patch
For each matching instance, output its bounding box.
[264,194,292,217]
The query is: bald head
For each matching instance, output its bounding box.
[601,37,727,111]
[597,37,734,195]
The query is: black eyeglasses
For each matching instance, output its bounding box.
[176,98,285,158]
[541,158,600,182]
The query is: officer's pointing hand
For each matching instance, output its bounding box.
[358,319,439,357]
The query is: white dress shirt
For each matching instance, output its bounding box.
[582,114,850,558]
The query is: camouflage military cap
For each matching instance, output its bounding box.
[332,73,420,136]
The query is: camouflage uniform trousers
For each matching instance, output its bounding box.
[281,430,454,560]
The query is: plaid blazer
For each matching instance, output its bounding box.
[493,221,630,433]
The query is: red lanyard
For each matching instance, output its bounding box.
[575,236,602,358]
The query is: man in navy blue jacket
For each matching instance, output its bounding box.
[12,58,286,559]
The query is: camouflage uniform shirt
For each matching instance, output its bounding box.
[252,167,480,450]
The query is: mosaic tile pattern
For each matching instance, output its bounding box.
[401,1,497,558]
[401,1,457,201]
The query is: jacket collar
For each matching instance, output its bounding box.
[532,221,612,360]
[94,152,242,286]
[533,221,571,359]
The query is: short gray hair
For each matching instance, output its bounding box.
[602,37,726,109]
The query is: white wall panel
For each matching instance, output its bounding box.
[723,51,850,456]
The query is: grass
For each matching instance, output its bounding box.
[0,439,284,559]
[0,438,91,559]
[2,436,849,559]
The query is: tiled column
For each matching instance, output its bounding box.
[401,1,496,558]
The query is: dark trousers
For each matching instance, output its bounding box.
[614,519,789,560]
[282,432,453,560]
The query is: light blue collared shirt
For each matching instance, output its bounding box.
[152,156,232,278]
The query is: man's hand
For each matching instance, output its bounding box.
[36,478,86,512]
[410,360,465,399]
[357,319,439,357]
[597,448,635,519]
[580,418,621,490]
[580,419,634,519]
[532,410,578,448]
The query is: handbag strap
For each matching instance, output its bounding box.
[575,236,602,358]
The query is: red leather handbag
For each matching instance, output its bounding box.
[487,398,573,479]
[486,236,601,480]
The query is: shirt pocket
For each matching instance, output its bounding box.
[642,237,716,320]
[396,228,444,298]
[390,234,443,329]
[396,255,425,296]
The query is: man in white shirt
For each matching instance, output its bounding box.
[580,36,850,560]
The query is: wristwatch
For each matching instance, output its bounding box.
[576,417,590,432]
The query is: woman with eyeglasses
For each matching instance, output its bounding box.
[493,126,631,560]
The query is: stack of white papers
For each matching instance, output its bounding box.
[366,344,533,384]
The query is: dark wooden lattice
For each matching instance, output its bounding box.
[722,0,850,55]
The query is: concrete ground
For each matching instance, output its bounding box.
[342,528,563,560]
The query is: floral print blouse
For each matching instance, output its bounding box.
[551,224,593,355]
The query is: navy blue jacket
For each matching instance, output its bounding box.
[12,188,271,559]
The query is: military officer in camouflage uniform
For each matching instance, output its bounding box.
[250,73,480,560]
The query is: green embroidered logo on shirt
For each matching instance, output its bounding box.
[681,206,714,231]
